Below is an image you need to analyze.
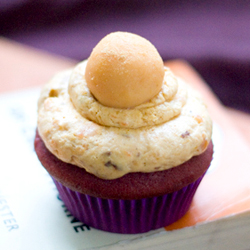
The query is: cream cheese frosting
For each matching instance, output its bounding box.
[37,62,212,180]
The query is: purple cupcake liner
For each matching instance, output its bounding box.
[52,174,205,234]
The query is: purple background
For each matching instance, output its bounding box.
[1,0,249,112]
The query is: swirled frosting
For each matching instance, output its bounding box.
[37,61,212,179]
[69,61,185,128]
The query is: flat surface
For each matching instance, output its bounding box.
[0,37,76,93]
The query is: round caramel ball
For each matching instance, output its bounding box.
[85,32,165,108]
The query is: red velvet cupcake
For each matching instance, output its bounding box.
[35,32,213,234]
[35,131,213,234]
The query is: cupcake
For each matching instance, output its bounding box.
[34,32,213,234]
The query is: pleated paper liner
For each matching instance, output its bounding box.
[52,173,205,234]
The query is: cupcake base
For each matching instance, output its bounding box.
[53,173,205,234]
[35,130,213,234]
